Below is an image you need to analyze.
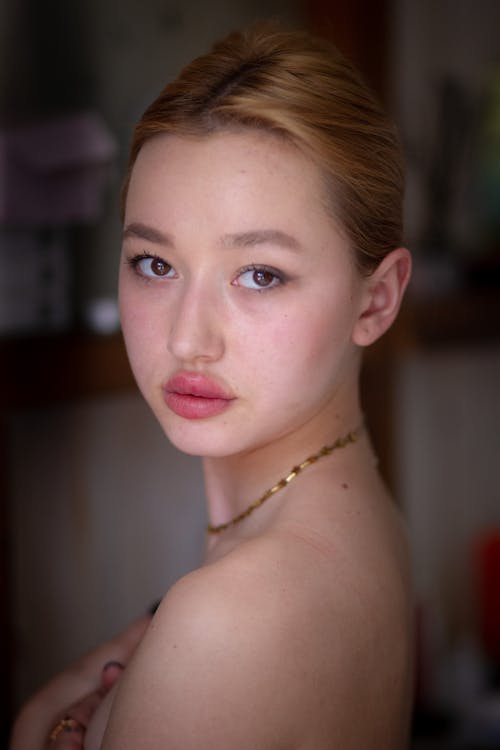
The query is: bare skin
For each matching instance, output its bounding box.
[13,456,413,750]
[99,132,413,749]
[9,617,149,750]
[87,436,413,749]
[12,130,413,749]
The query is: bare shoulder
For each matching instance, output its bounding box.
[101,552,304,749]
[102,510,413,749]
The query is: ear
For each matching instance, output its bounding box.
[352,247,412,347]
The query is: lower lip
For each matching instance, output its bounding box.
[164,391,232,419]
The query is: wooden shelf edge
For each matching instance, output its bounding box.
[1,332,137,410]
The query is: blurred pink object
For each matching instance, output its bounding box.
[0,111,117,225]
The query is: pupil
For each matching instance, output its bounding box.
[254,269,273,286]
[152,258,169,276]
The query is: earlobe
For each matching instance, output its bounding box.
[352,247,412,347]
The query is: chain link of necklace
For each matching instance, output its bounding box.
[207,427,361,534]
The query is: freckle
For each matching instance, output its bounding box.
[342,483,348,490]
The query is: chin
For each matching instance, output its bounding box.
[153,416,241,459]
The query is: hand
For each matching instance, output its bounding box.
[42,662,124,750]
[9,615,150,750]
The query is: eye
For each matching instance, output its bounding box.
[235,265,283,290]
[128,253,176,279]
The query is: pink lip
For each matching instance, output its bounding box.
[163,372,234,419]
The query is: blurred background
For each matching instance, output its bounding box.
[1,1,499,747]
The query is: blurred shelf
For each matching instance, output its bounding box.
[361,285,500,490]
[1,331,136,411]
[399,287,500,350]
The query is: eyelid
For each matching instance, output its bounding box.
[126,250,162,262]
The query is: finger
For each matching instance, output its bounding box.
[11,615,151,750]
[45,717,85,750]
[46,661,121,746]
[48,687,103,736]
[100,661,124,691]
[75,614,150,680]
[44,687,104,750]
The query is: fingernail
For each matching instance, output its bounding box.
[102,660,124,673]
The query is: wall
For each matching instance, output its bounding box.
[9,392,205,705]
[390,0,500,255]
[389,0,500,720]
[78,0,303,302]
[7,0,500,730]
[6,0,302,710]
[394,345,500,716]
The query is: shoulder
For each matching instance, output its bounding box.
[135,537,331,686]
[102,531,412,749]
[102,552,309,749]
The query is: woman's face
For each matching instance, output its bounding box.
[120,130,367,458]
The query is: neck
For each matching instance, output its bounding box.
[202,381,363,548]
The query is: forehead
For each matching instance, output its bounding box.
[125,130,348,257]
[127,130,323,207]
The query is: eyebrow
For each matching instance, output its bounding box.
[220,229,302,252]
[122,222,174,247]
[123,223,302,253]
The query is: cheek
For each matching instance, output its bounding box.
[248,299,352,389]
[252,312,332,382]
[278,294,353,354]
[119,286,141,349]
[119,287,161,381]
[119,273,162,339]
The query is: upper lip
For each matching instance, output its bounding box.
[164,371,234,400]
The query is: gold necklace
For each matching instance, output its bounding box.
[207,427,361,534]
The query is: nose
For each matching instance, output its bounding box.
[167,278,225,364]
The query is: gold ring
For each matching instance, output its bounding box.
[49,716,85,741]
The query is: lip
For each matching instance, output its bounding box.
[163,371,234,419]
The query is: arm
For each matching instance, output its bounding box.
[9,616,149,750]
[39,663,123,750]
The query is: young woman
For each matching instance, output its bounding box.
[11,23,413,750]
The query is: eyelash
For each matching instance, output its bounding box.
[126,252,174,279]
[235,264,285,291]
[126,253,286,290]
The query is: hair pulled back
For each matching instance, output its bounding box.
[124,24,404,274]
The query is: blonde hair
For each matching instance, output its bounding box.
[123,24,404,274]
